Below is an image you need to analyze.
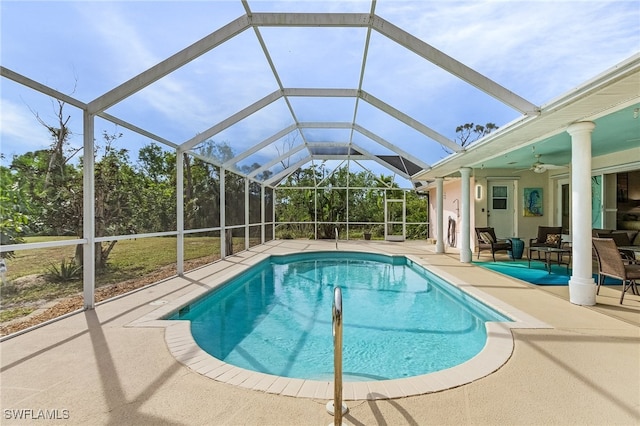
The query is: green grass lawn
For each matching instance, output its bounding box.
[1,236,233,323]
[5,235,221,281]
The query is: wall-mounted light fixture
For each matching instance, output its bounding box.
[475,184,483,200]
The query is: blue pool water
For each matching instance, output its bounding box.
[169,252,511,381]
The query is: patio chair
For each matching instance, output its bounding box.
[475,227,512,262]
[592,237,640,304]
[529,226,563,260]
[594,231,636,263]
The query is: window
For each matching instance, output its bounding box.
[492,186,508,210]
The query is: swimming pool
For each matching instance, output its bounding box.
[168,251,512,381]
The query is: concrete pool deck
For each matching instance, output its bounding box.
[1,240,639,425]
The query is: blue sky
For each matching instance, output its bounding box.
[1,0,639,184]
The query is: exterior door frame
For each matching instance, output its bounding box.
[556,177,570,234]
[384,197,406,241]
[487,178,517,238]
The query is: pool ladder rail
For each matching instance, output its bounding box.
[326,286,348,424]
[335,227,339,250]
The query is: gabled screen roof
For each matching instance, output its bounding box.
[2,1,637,188]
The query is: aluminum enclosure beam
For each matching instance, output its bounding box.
[1,66,87,110]
[312,155,366,160]
[224,124,298,167]
[87,15,251,114]
[350,143,411,179]
[306,142,352,148]
[264,156,311,186]
[82,112,95,309]
[283,88,359,97]
[359,91,460,153]
[249,12,371,27]
[371,15,540,116]
[1,66,179,150]
[181,89,283,151]
[98,112,178,149]
[247,143,307,178]
[352,124,431,170]
[64,11,540,186]
[298,121,353,129]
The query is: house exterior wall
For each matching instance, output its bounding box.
[548,147,640,232]
[428,178,466,251]
[472,169,551,246]
[427,146,640,253]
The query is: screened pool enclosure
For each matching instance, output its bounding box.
[5,4,497,331]
[9,0,632,332]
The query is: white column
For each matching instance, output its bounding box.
[460,168,473,263]
[176,149,184,276]
[435,177,445,253]
[567,121,596,305]
[82,111,95,309]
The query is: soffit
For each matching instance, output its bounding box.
[412,56,640,181]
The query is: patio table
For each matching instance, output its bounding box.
[617,246,640,253]
[617,246,640,263]
[528,246,571,274]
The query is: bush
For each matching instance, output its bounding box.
[46,258,82,282]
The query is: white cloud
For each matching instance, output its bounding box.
[73,3,229,138]
[76,3,160,79]
[0,99,53,155]
[378,1,639,103]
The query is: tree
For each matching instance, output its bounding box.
[30,91,82,188]
[182,140,227,230]
[135,144,176,233]
[0,164,31,257]
[275,163,395,239]
[91,130,138,268]
[444,122,498,154]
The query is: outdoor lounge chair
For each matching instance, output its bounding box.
[475,227,512,262]
[592,237,640,304]
[529,226,563,259]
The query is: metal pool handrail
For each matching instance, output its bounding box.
[335,227,338,250]
[332,286,345,424]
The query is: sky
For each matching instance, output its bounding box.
[1,0,639,186]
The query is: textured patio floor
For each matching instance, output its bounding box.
[1,240,639,425]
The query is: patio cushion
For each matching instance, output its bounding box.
[545,234,561,245]
[479,232,495,244]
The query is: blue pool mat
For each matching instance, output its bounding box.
[474,260,621,286]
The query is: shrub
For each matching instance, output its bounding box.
[47,258,82,282]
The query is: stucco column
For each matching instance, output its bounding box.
[567,121,596,305]
[460,168,472,263]
[435,177,445,253]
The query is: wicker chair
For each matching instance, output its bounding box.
[529,226,563,260]
[475,227,512,262]
[594,231,636,263]
[592,237,640,304]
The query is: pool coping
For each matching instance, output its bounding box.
[128,248,552,400]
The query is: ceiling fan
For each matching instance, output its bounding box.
[518,154,567,173]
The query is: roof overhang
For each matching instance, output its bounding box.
[412,53,640,183]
